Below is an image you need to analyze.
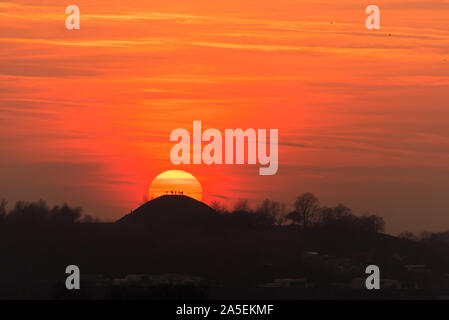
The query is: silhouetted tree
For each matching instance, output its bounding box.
[3,199,93,225]
[358,214,385,233]
[321,204,360,230]
[287,193,320,228]
[6,200,50,224]
[332,203,353,219]
[321,204,352,224]
[50,203,82,224]
[0,198,7,223]
[210,200,227,214]
[317,204,386,235]
[217,199,278,228]
[79,214,101,223]
[257,199,278,215]
[256,199,285,224]
[234,199,250,213]
[398,231,417,241]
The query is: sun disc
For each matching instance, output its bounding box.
[148,170,202,201]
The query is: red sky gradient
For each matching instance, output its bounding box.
[1,0,449,234]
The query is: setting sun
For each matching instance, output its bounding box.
[148,170,202,201]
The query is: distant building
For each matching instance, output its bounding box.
[111,274,203,287]
[400,281,419,290]
[259,278,314,289]
[405,265,427,273]
[380,279,402,289]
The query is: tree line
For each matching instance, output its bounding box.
[0,193,385,233]
[212,192,386,233]
[0,199,99,225]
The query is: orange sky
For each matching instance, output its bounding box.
[1,0,449,233]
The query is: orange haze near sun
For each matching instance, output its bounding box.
[1,1,449,234]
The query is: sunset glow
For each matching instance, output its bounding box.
[1,1,449,233]
[149,170,202,201]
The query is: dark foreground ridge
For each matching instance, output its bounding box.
[1,195,449,299]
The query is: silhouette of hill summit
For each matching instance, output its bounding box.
[117,195,217,226]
